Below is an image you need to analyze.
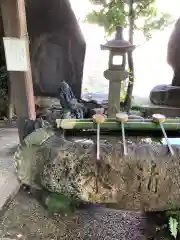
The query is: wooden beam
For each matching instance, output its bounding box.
[0,0,36,142]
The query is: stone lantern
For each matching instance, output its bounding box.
[101,26,136,117]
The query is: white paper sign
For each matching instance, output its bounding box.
[3,37,28,72]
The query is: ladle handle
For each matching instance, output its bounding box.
[116,113,128,156]
[121,122,127,156]
[160,122,174,156]
[97,123,100,160]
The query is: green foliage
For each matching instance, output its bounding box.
[86,0,173,40]
[166,211,180,238]
[169,217,178,238]
[136,10,173,40]
[86,0,127,36]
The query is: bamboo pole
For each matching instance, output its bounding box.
[57,118,180,123]
[56,118,180,131]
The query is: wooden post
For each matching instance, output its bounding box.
[0,0,36,143]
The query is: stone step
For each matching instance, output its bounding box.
[0,128,20,212]
[0,170,20,211]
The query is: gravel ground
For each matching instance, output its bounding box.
[0,189,149,240]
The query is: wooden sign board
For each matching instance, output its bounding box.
[3,37,28,72]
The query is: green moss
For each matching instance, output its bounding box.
[37,190,80,215]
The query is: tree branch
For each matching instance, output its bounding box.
[136,0,154,16]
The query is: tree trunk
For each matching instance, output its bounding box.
[124,0,135,112]
[15,128,180,212]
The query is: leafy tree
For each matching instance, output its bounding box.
[86,0,173,111]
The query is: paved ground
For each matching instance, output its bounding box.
[0,189,148,240]
[0,128,20,210]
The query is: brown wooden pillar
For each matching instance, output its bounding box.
[0,0,36,143]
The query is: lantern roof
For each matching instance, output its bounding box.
[101,26,136,53]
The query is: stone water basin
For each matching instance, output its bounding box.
[1,134,178,240]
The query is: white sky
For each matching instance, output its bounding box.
[70,0,180,97]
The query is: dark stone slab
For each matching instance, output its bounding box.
[150,84,180,108]
[143,105,180,118]
[26,0,86,99]
[167,18,180,87]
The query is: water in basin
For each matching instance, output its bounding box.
[162,138,180,145]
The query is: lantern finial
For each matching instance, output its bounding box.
[115,26,123,40]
